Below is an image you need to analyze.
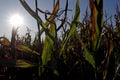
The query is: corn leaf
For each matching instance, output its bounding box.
[16,59,36,68]
[84,48,95,69]
[19,0,54,41]
[103,35,113,79]
[16,45,40,55]
[90,0,98,51]
[73,0,80,22]
[60,0,80,56]
[0,37,10,46]
[89,0,103,51]
[40,0,59,35]
[46,0,59,22]
[53,69,59,76]
[42,23,55,65]
[20,0,59,41]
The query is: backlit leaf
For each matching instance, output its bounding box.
[42,23,55,65]
[16,59,36,68]
[0,37,10,46]
[16,45,40,55]
[60,0,80,56]
[84,48,95,69]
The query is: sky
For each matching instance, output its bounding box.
[0,0,120,40]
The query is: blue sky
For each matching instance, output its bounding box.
[0,0,120,40]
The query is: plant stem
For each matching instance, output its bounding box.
[35,0,42,77]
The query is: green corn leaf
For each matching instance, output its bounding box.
[77,35,95,69]
[84,48,95,69]
[42,23,55,65]
[16,59,36,68]
[16,45,40,55]
[74,0,80,22]
[60,0,80,56]
[60,22,77,56]
[53,69,59,76]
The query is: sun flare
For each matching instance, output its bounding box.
[9,14,23,27]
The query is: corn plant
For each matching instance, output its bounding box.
[1,0,119,79]
[19,0,118,79]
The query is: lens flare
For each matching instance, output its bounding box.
[9,14,23,27]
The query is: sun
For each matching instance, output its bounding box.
[9,14,23,27]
